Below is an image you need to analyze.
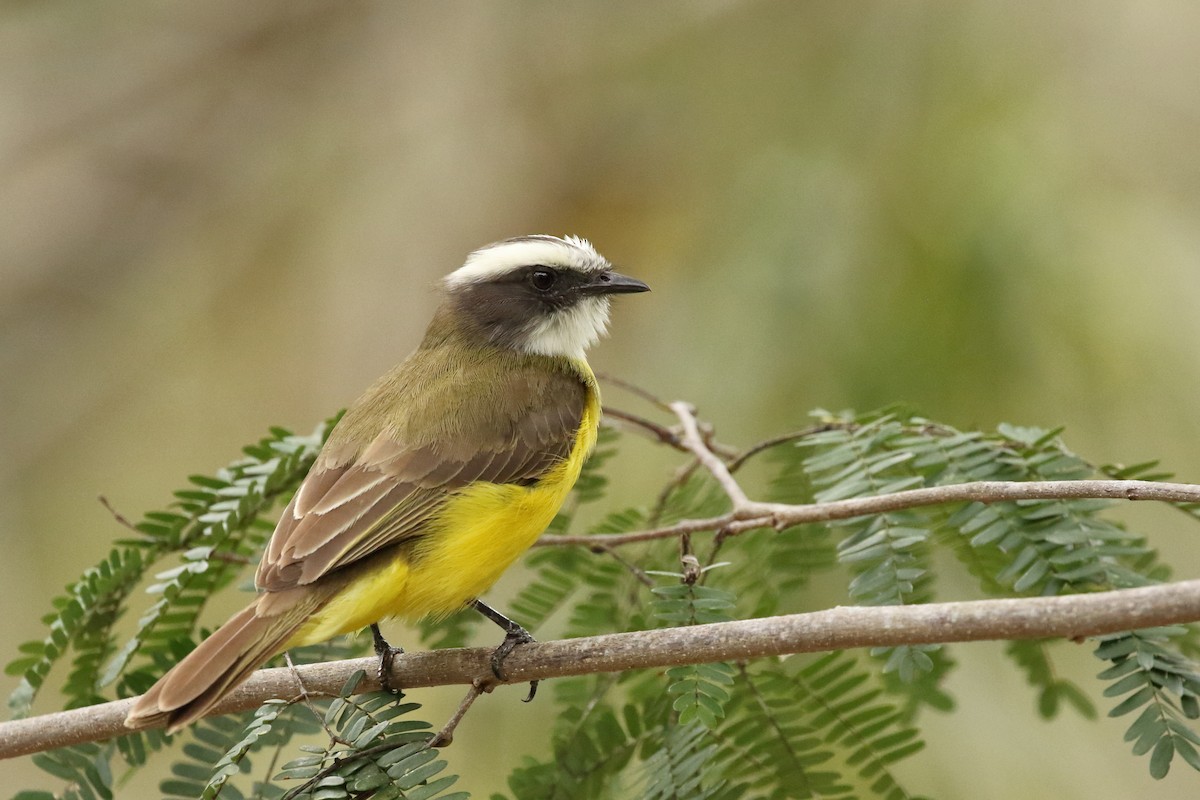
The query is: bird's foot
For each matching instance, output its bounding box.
[491,626,538,703]
[472,599,539,702]
[371,623,404,694]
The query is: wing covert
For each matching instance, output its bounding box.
[255,361,587,592]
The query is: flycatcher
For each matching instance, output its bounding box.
[125,235,649,731]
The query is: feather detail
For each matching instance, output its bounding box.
[124,587,329,732]
[254,352,588,594]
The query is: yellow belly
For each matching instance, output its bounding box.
[288,372,599,646]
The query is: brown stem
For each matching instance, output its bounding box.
[668,401,750,509]
[6,579,1200,759]
[537,479,1200,548]
[428,679,491,748]
[602,406,685,451]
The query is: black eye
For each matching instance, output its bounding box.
[529,268,557,292]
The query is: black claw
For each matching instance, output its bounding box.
[371,623,404,694]
[472,599,540,702]
[489,626,535,680]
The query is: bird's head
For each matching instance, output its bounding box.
[439,235,649,359]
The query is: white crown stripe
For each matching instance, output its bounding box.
[444,235,609,288]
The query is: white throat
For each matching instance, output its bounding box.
[522,296,611,360]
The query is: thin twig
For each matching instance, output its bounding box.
[537,478,1200,548]
[669,401,751,509]
[7,579,1200,758]
[698,421,740,460]
[595,373,672,411]
[591,543,656,588]
[98,496,138,532]
[538,512,788,548]
[284,652,347,745]
[726,424,848,473]
[209,551,253,565]
[429,679,491,748]
[648,457,701,527]
[702,529,730,575]
[602,406,685,451]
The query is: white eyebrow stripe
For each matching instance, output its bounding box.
[443,235,609,288]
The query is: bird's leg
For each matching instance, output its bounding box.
[471,599,538,702]
[371,623,404,694]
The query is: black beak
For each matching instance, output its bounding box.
[583,269,651,296]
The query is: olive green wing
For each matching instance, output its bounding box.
[255,365,586,592]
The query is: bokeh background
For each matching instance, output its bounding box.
[4,2,1200,796]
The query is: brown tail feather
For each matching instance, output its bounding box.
[125,592,320,732]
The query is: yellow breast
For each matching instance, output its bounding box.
[289,362,600,645]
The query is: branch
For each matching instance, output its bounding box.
[542,400,1200,548]
[5,579,1200,760]
[726,423,848,473]
[602,406,685,451]
[537,479,1200,547]
[668,401,749,508]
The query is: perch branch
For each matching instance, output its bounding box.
[5,579,1200,760]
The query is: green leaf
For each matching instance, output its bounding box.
[1110,686,1156,717]
[1150,736,1175,778]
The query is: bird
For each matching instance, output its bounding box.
[124,234,649,732]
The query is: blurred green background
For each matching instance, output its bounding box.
[4,1,1200,796]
